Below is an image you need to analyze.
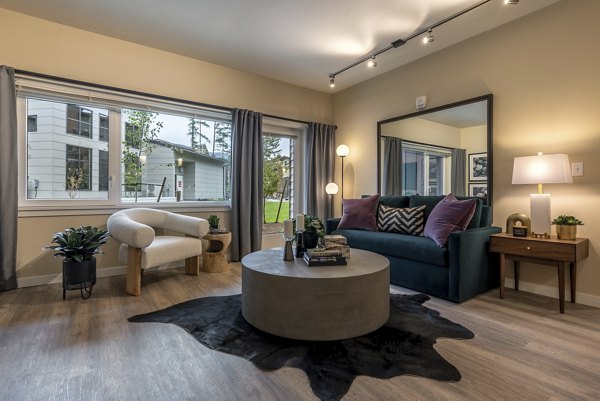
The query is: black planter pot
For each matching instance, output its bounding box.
[63,258,96,300]
[303,231,319,250]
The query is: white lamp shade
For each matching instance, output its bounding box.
[326,182,339,195]
[512,153,572,185]
[336,144,350,157]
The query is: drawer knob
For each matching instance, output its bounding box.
[526,246,531,250]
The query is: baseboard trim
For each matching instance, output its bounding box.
[16,263,182,288]
[17,269,600,308]
[505,278,600,308]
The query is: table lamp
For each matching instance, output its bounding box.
[512,153,572,238]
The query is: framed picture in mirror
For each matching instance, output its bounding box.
[469,152,487,181]
[469,183,488,198]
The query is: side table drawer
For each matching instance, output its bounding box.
[490,236,575,261]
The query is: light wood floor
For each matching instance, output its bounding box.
[1,264,599,401]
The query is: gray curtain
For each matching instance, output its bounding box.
[230,109,263,262]
[383,137,403,195]
[0,66,18,291]
[306,122,336,220]
[451,148,467,196]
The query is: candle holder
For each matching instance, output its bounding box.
[295,230,305,258]
[283,234,295,261]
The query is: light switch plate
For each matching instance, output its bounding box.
[572,162,583,177]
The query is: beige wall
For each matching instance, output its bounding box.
[333,0,600,305]
[0,7,332,280]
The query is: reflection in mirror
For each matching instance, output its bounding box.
[377,95,492,204]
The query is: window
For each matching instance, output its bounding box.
[99,114,109,142]
[19,79,231,207]
[121,109,231,202]
[262,134,295,234]
[99,150,109,191]
[67,104,92,137]
[402,142,449,196]
[66,145,92,192]
[27,115,37,132]
[25,98,109,200]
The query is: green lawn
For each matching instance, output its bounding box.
[264,200,289,223]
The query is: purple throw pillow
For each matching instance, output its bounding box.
[424,194,477,247]
[338,194,380,231]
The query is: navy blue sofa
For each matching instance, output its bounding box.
[326,195,501,302]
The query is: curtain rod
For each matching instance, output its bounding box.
[380,135,456,151]
[15,69,316,126]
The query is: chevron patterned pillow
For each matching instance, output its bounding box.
[377,205,426,235]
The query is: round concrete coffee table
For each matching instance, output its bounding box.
[241,248,390,341]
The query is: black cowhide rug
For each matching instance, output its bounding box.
[129,293,473,401]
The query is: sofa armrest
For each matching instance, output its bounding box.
[326,218,341,235]
[447,226,502,302]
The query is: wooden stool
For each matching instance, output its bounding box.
[202,232,232,273]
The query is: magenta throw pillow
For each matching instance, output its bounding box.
[337,194,380,231]
[424,194,477,247]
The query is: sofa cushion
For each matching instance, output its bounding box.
[338,194,380,231]
[379,195,410,208]
[424,195,477,247]
[409,195,483,229]
[334,229,448,266]
[377,205,425,235]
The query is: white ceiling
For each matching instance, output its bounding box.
[0,0,559,93]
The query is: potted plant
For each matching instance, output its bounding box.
[46,226,110,299]
[208,214,220,233]
[303,215,326,249]
[552,215,583,240]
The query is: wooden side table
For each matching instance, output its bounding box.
[490,233,589,313]
[202,232,232,273]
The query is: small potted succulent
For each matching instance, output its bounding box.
[552,215,583,240]
[46,226,109,299]
[208,214,220,233]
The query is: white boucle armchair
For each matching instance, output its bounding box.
[107,208,209,296]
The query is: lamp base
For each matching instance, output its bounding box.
[530,193,551,238]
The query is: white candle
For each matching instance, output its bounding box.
[284,219,293,238]
[296,214,305,231]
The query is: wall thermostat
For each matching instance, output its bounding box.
[416,96,427,110]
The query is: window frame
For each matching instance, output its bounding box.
[99,113,109,142]
[16,79,234,213]
[66,104,93,138]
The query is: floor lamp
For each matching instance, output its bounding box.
[512,153,572,238]
[336,144,349,214]
[325,182,338,218]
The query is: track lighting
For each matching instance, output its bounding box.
[327,0,504,87]
[423,29,435,44]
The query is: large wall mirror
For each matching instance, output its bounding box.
[377,94,493,205]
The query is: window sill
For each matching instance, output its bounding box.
[18,202,231,217]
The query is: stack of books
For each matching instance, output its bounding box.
[303,235,350,266]
[303,248,347,266]
[323,235,350,258]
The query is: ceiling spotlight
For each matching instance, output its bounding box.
[423,29,435,44]
[329,75,335,88]
[367,56,377,68]
[504,0,519,4]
